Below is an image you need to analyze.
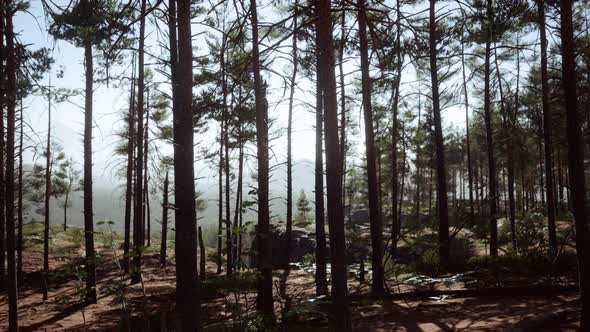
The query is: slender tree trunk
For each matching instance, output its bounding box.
[250,0,274,319]
[199,226,206,280]
[224,118,231,274]
[314,32,328,296]
[537,111,545,207]
[164,0,177,269]
[357,0,384,296]
[0,4,5,291]
[557,148,564,213]
[6,3,18,327]
[285,0,298,269]
[42,79,52,301]
[461,34,474,223]
[414,97,421,227]
[143,104,150,247]
[339,8,347,208]
[131,0,146,285]
[317,0,351,328]
[429,0,450,266]
[221,33,232,275]
[83,40,97,304]
[217,127,223,275]
[233,142,244,269]
[160,171,169,267]
[537,0,557,254]
[493,44,516,249]
[483,1,498,256]
[391,0,402,257]
[63,196,68,231]
[17,98,23,285]
[123,58,136,274]
[398,128,407,224]
[560,0,590,327]
[174,0,200,328]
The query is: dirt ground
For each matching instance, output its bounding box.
[0,238,582,331]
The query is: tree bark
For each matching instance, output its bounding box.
[83,40,97,304]
[131,0,146,285]
[285,0,298,269]
[217,126,223,274]
[123,57,136,274]
[174,0,200,328]
[143,103,150,247]
[199,226,206,280]
[461,30,474,223]
[43,79,52,301]
[429,0,450,266]
[5,4,18,326]
[483,0,498,256]
[339,7,347,207]
[317,0,351,328]
[357,0,384,296]
[221,33,232,274]
[559,0,590,328]
[314,26,328,296]
[391,0,402,257]
[233,142,244,269]
[493,42,515,249]
[0,3,5,291]
[17,98,23,285]
[537,0,557,254]
[160,171,169,267]
[250,0,274,319]
[224,118,231,274]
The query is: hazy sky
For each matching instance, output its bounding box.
[15,0,530,197]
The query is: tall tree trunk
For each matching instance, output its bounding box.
[164,0,177,269]
[557,148,564,213]
[314,31,328,296]
[233,141,244,269]
[174,0,200,328]
[391,0,402,257]
[0,4,5,291]
[414,93,422,225]
[461,31,474,223]
[493,43,516,249]
[221,33,232,275]
[17,98,23,285]
[5,2,18,327]
[217,127,223,274]
[83,40,97,304]
[43,79,52,301]
[429,0,450,266]
[483,0,498,256]
[537,0,557,254]
[224,118,231,274]
[123,58,136,274]
[339,8,347,208]
[357,0,384,296]
[250,0,274,319]
[285,0,298,269]
[559,0,590,327]
[398,127,407,224]
[143,103,150,247]
[537,110,545,207]
[131,0,146,285]
[160,171,169,267]
[317,0,351,328]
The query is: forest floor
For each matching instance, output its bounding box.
[0,224,582,331]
